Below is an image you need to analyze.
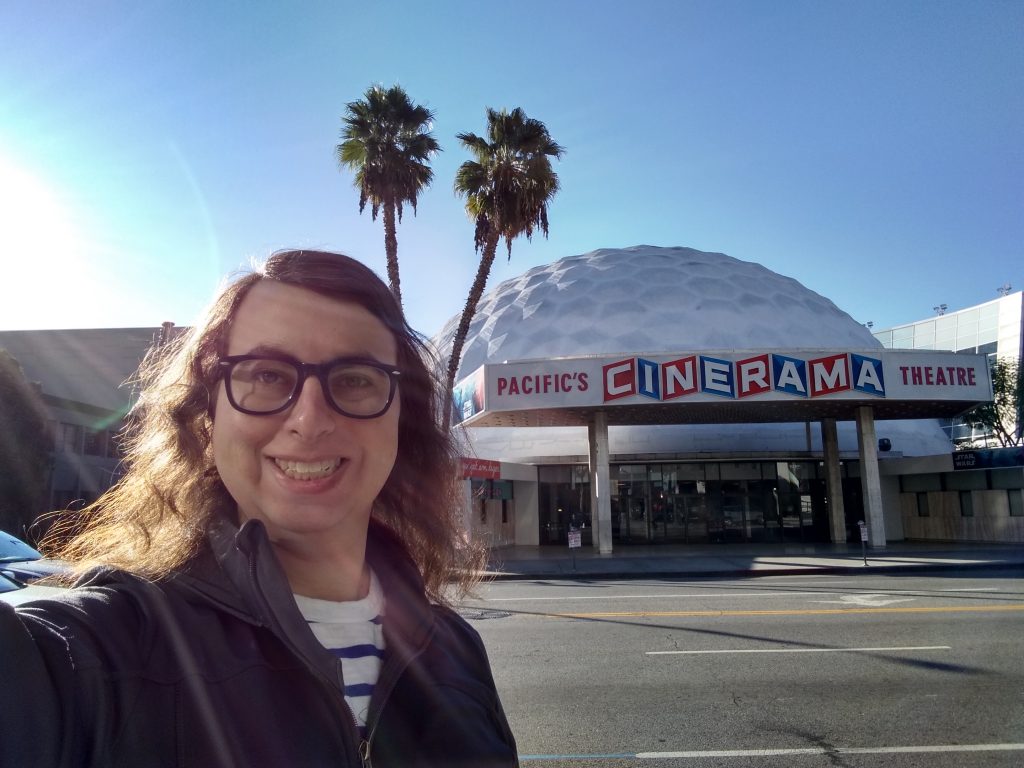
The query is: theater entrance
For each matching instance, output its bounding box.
[537,460,844,546]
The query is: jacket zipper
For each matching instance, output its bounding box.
[247,545,369,767]
[359,620,435,767]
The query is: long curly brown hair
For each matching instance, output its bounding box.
[46,250,483,601]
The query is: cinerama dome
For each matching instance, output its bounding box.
[434,245,953,461]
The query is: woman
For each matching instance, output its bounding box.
[1,250,518,767]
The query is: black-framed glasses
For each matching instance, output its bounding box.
[217,355,401,418]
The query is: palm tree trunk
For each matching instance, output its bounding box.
[443,234,500,426]
[383,202,401,307]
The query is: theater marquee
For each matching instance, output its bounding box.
[452,348,993,427]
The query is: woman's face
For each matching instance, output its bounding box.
[211,280,400,554]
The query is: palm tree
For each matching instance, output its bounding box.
[445,107,564,424]
[337,84,440,307]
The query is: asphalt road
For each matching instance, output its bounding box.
[459,569,1024,767]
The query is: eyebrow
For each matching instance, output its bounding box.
[239,344,393,365]
[243,344,297,359]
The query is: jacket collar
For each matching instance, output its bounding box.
[186,514,437,652]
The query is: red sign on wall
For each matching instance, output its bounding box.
[461,457,501,479]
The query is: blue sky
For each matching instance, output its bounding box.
[0,0,1020,339]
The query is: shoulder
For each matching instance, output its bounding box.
[419,603,502,697]
[9,569,184,667]
[431,603,489,657]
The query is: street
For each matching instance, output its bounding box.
[459,569,1024,767]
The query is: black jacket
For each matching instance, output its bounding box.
[1,517,518,767]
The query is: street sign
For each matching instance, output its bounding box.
[568,529,582,549]
[857,521,869,566]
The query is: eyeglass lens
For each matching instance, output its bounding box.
[227,358,393,416]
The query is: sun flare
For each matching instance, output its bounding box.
[0,151,92,329]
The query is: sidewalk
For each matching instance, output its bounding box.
[484,540,1024,580]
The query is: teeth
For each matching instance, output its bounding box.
[274,458,341,480]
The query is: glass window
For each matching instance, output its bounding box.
[1009,490,1024,517]
[916,492,930,517]
[491,480,514,500]
[106,433,122,459]
[901,473,942,492]
[776,462,813,492]
[720,462,762,480]
[615,464,647,482]
[944,471,987,491]
[538,465,572,483]
[991,468,1024,490]
[58,423,82,453]
[959,491,974,517]
[674,463,706,482]
[83,429,107,457]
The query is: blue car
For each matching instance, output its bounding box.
[0,530,67,585]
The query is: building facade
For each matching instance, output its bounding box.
[438,247,1020,549]
[4,251,1019,550]
[869,290,1024,542]
[0,326,169,516]
[873,290,1023,445]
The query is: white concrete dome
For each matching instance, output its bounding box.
[433,245,953,460]
[435,245,880,381]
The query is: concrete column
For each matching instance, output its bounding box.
[588,411,613,554]
[855,406,886,549]
[461,479,475,544]
[820,418,846,544]
[588,422,598,551]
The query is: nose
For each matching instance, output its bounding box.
[283,375,336,440]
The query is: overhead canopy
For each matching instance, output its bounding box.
[453,348,993,428]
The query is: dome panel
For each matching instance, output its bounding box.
[434,245,880,380]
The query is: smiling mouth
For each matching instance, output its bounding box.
[273,458,342,480]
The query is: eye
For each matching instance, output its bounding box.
[253,368,287,385]
[328,365,388,401]
[336,373,373,388]
[232,359,297,389]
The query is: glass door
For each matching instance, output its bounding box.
[682,493,710,543]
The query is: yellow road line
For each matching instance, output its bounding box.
[550,604,1024,619]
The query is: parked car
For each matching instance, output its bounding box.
[0,530,68,585]
[0,571,22,595]
[0,571,66,606]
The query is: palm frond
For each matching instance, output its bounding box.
[337,83,440,214]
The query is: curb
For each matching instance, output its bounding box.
[482,559,1024,581]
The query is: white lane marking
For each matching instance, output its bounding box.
[646,645,951,655]
[813,594,915,607]
[479,591,828,602]
[636,743,1024,758]
[483,588,1006,603]
[755,578,860,584]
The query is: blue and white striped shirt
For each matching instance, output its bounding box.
[294,570,386,738]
